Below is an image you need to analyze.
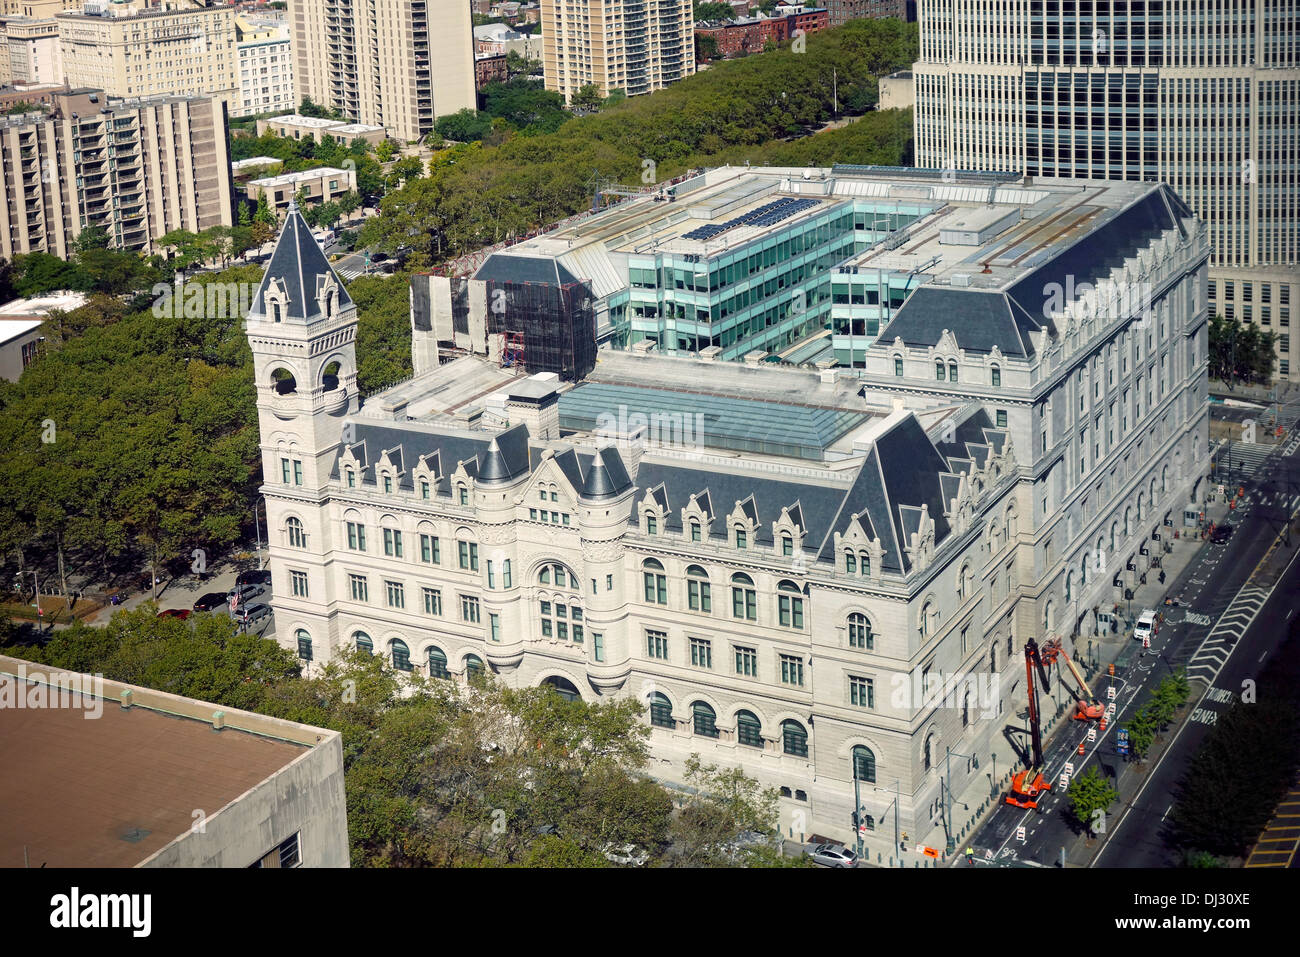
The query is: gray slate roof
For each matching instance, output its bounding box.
[250,205,353,322]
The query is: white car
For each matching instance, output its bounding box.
[1134,609,1159,642]
[602,843,649,867]
[807,843,859,868]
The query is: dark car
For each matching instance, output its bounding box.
[157,608,192,621]
[228,582,266,606]
[234,602,272,627]
[1210,523,1234,544]
[193,592,227,613]
[236,569,272,588]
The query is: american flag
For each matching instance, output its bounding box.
[230,590,240,613]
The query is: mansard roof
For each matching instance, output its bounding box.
[249,201,353,322]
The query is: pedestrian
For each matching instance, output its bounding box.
[965,847,974,866]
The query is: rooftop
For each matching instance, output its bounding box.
[232,155,281,172]
[248,165,352,188]
[0,291,88,317]
[265,113,347,129]
[0,318,45,346]
[0,655,335,868]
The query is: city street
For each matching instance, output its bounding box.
[958,393,1300,868]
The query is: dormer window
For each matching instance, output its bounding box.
[458,485,469,506]
[345,468,355,488]
[781,533,793,557]
[689,519,701,542]
[991,365,1001,387]
[894,356,904,377]
[935,361,945,380]
[860,552,870,576]
[845,552,857,574]
[419,478,430,500]
[271,301,282,323]
[948,362,958,382]
[383,474,393,494]
[645,513,658,535]
[735,527,747,549]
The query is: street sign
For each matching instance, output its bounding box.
[1016,825,1026,843]
[858,825,867,836]
[1064,761,1075,776]
[1059,773,1070,789]
[1117,727,1130,755]
[1087,726,1097,742]
[1106,686,1115,699]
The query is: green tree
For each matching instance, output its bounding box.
[694,1,736,20]
[1209,313,1279,387]
[74,226,112,253]
[434,108,493,143]
[1067,765,1119,836]
[696,34,720,62]
[669,754,781,866]
[570,83,604,115]
[376,139,398,162]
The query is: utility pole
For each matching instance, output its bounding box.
[874,780,902,866]
[944,747,976,856]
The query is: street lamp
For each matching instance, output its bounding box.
[943,747,977,856]
[15,570,41,633]
[872,779,903,867]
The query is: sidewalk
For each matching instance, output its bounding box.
[79,553,259,626]
[916,490,1233,866]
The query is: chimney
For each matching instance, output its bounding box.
[505,374,561,440]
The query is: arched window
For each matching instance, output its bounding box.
[853,745,876,783]
[848,612,873,649]
[428,646,449,679]
[957,562,970,600]
[1110,521,1118,552]
[542,675,581,703]
[860,552,870,576]
[391,638,411,672]
[1065,570,1073,602]
[991,365,1001,387]
[538,562,576,590]
[286,516,305,548]
[354,632,373,655]
[777,580,804,629]
[782,719,808,757]
[845,551,857,574]
[642,558,667,605]
[1080,553,1089,587]
[1137,493,1144,522]
[990,640,998,673]
[923,734,934,772]
[731,572,756,621]
[920,599,936,638]
[692,701,718,738]
[737,710,763,748]
[649,691,674,728]
[962,690,971,728]
[935,360,945,380]
[948,361,958,383]
[894,356,904,377]
[295,629,312,661]
[1161,465,1168,493]
[465,655,485,680]
[1123,507,1131,536]
[1043,600,1055,632]
[686,565,712,612]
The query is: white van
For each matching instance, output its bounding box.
[1134,609,1159,642]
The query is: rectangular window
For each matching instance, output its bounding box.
[593,632,604,662]
[778,594,804,629]
[487,560,496,589]
[290,570,308,597]
[646,515,657,535]
[422,587,442,615]
[420,534,438,564]
[503,560,512,588]
[458,487,469,506]
[606,574,614,591]
[346,522,366,551]
[690,637,712,669]
[646,629,668,660]
[348,574,368,602]
[458,541,478,570]
[736,529,747,549]
[996,409,1007,428]
[735,645,757,677]
[385,580,404,609]
[281,457,290,483]
[780,654,804,686]
[293,460,303,485]
[489,613,500,642]
[849,675,875,708]
[383,529,403,558]
[688,579,711,612]
[461,595,480,623]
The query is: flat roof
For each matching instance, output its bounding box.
[0,291,87,316]
[329,123,384,134]
[0,656,331,868]
[0,318,44,345]
[266,113,345,128]
[248,166,351,187]
[232,155,281,171]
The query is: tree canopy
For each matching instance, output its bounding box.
[1209,313,1278,387]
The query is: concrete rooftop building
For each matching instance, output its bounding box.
[0,655,349,867]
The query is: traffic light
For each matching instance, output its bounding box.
[851,810,860,829]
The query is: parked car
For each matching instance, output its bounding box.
[234,602,272,627]
[157,608,192,620]
[1210,522,1235,545]
[806,843,859,868]
[601,843,649,867]
[236,569,272,588]
[193,592,227,613]
[228,582,265,606]
[1134,609,1159,643]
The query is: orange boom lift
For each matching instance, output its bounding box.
[1006,637,1052,810]
[1040,637,1104,721]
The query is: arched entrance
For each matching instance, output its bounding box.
[541,675,581,702]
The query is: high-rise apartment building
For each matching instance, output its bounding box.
[542,0,695,103]
[234,14,294,118]
[913,0,1300,380]
[0,88,233,259]
[56,0,238,106]
[1,15,63,85]
[291,0,475,143]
